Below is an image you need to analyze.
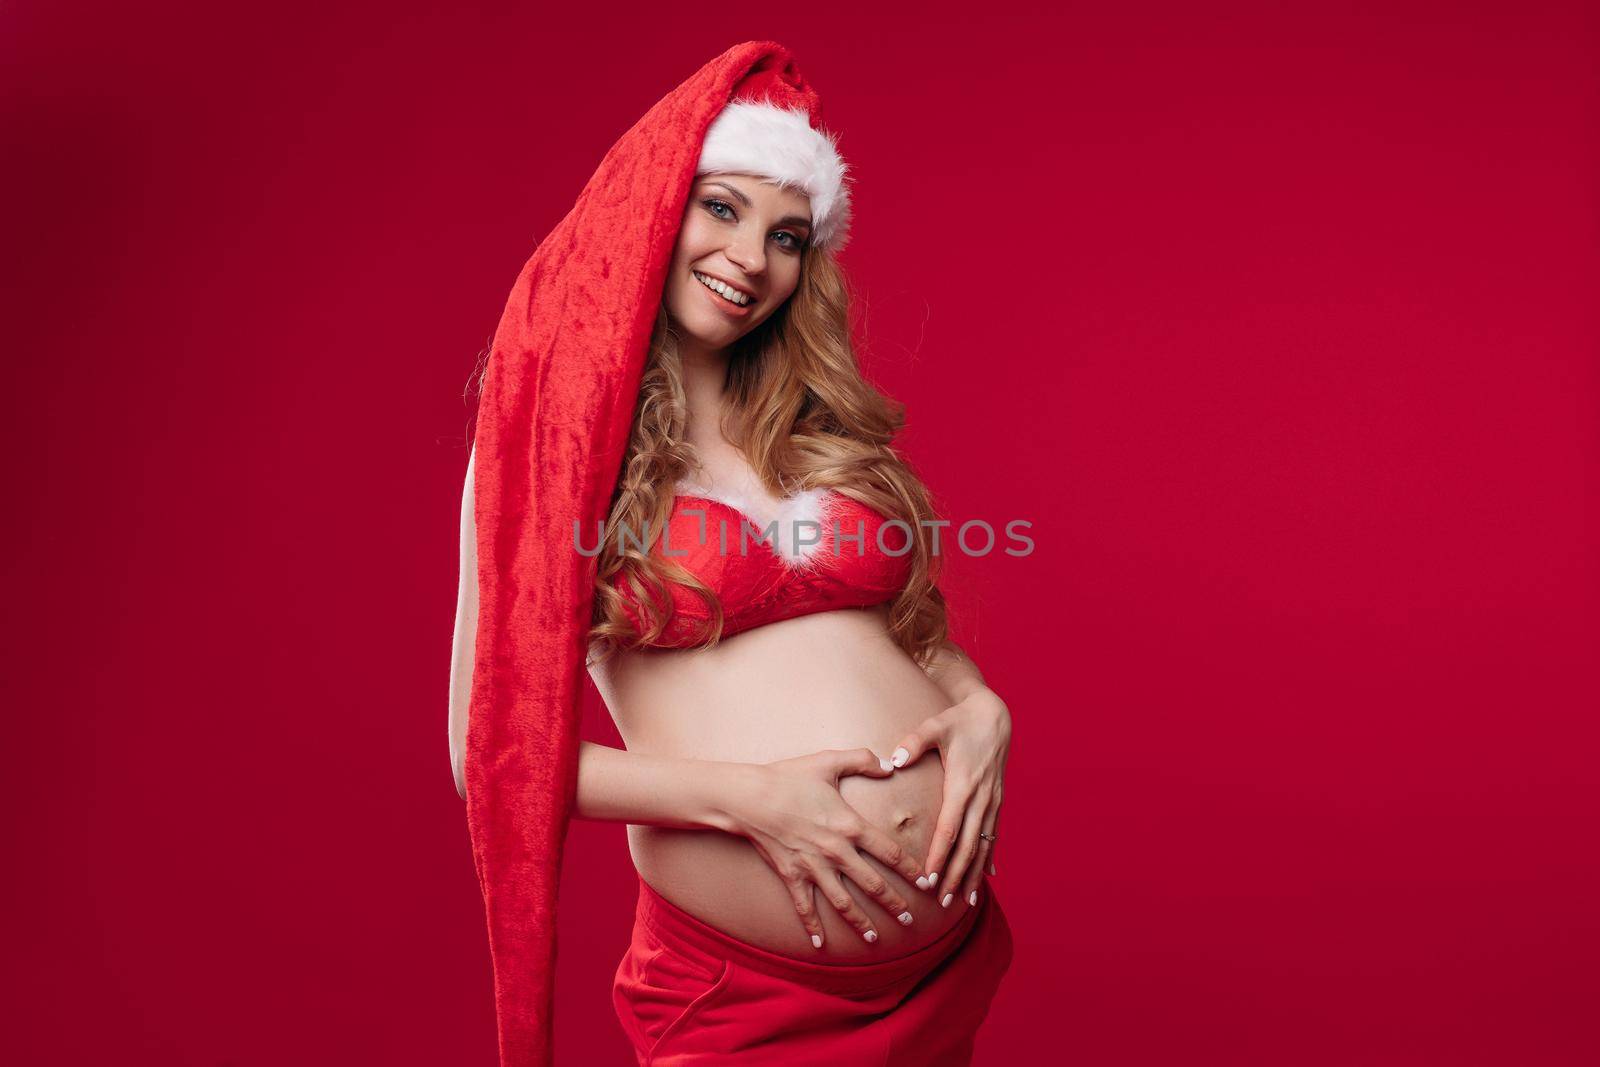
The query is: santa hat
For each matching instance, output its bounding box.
[466,43,847,1065]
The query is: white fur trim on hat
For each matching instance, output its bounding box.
[697,101,853,251]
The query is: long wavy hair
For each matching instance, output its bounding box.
[582,246,949,667]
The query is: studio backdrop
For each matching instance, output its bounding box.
[6,2,1596,1065]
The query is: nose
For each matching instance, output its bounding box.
[723,224,767,278]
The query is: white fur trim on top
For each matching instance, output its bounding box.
[697,101,853,251]
[675,475,841,569]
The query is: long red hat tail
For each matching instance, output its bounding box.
[465,42,823,1065]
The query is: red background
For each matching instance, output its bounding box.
[6,2,1596,1063]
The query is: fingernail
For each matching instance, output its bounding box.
[879,757,893,772]
[915,876,929,890]
[988,861,996,876]
[968,890,978,906]
[941,893,953,908]
[898,911,913,925]
[811,934,823,949]
[928,871,939,887]
[863,930,878,943]
[891,747,909,767]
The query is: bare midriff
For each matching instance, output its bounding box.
[589,604,965,961]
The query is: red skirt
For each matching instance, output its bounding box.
[612,875,1014,1065]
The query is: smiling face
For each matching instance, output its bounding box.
[662,173,814,355]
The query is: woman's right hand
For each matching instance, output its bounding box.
[719,749,931,950]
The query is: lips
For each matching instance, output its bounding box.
[695,271,754,317]
[694,269,757,302]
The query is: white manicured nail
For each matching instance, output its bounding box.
[928,871,939,887]
[879,757,893,772]
[915,876,929,890]
[811,934,823,949]
[898,911,913,925]
[891,747,909,767]
[941,893,953,908]
[968,890,978,906]
[863,930,878,943]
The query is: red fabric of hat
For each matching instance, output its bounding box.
[466,41,830,1066]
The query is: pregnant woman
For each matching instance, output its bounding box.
[450,43,1014,1065]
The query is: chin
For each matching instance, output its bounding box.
[678,316,736,348]
[667,299,743,349]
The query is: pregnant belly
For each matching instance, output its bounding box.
[593,608,971,961]
[626,754,963,960]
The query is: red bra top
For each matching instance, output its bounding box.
[611,480,913,648]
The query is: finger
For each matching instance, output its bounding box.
[781,873,827,950]
[938,789,989,910]
[962,837,993,908]
[830,843,915,927]
[813,866,881,945]
[889,718,944,770]
[960,798,1002,908]
[987,787,1004,876]
[834,747,896,779]
[754,841,827,950]
[851,818,928,890]
[921,774,974,884]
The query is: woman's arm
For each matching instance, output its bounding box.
[448,447,478,802]
[922,638,994,705]
[574,741,746,829]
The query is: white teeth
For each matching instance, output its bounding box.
[694,271,750,306]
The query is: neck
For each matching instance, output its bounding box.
[677,336,732,444]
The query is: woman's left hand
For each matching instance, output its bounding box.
[888,687,1011,909]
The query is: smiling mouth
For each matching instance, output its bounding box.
[692,270,756,308]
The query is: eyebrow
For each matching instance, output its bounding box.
[702,180,813,233]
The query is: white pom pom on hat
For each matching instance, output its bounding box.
[696,100,853,251]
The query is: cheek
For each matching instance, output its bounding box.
[660,272,687,314]
[674,211,716,254]
[662,249,702,306]
[766,271,802,311]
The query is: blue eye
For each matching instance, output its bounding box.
[701,198,805,252]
